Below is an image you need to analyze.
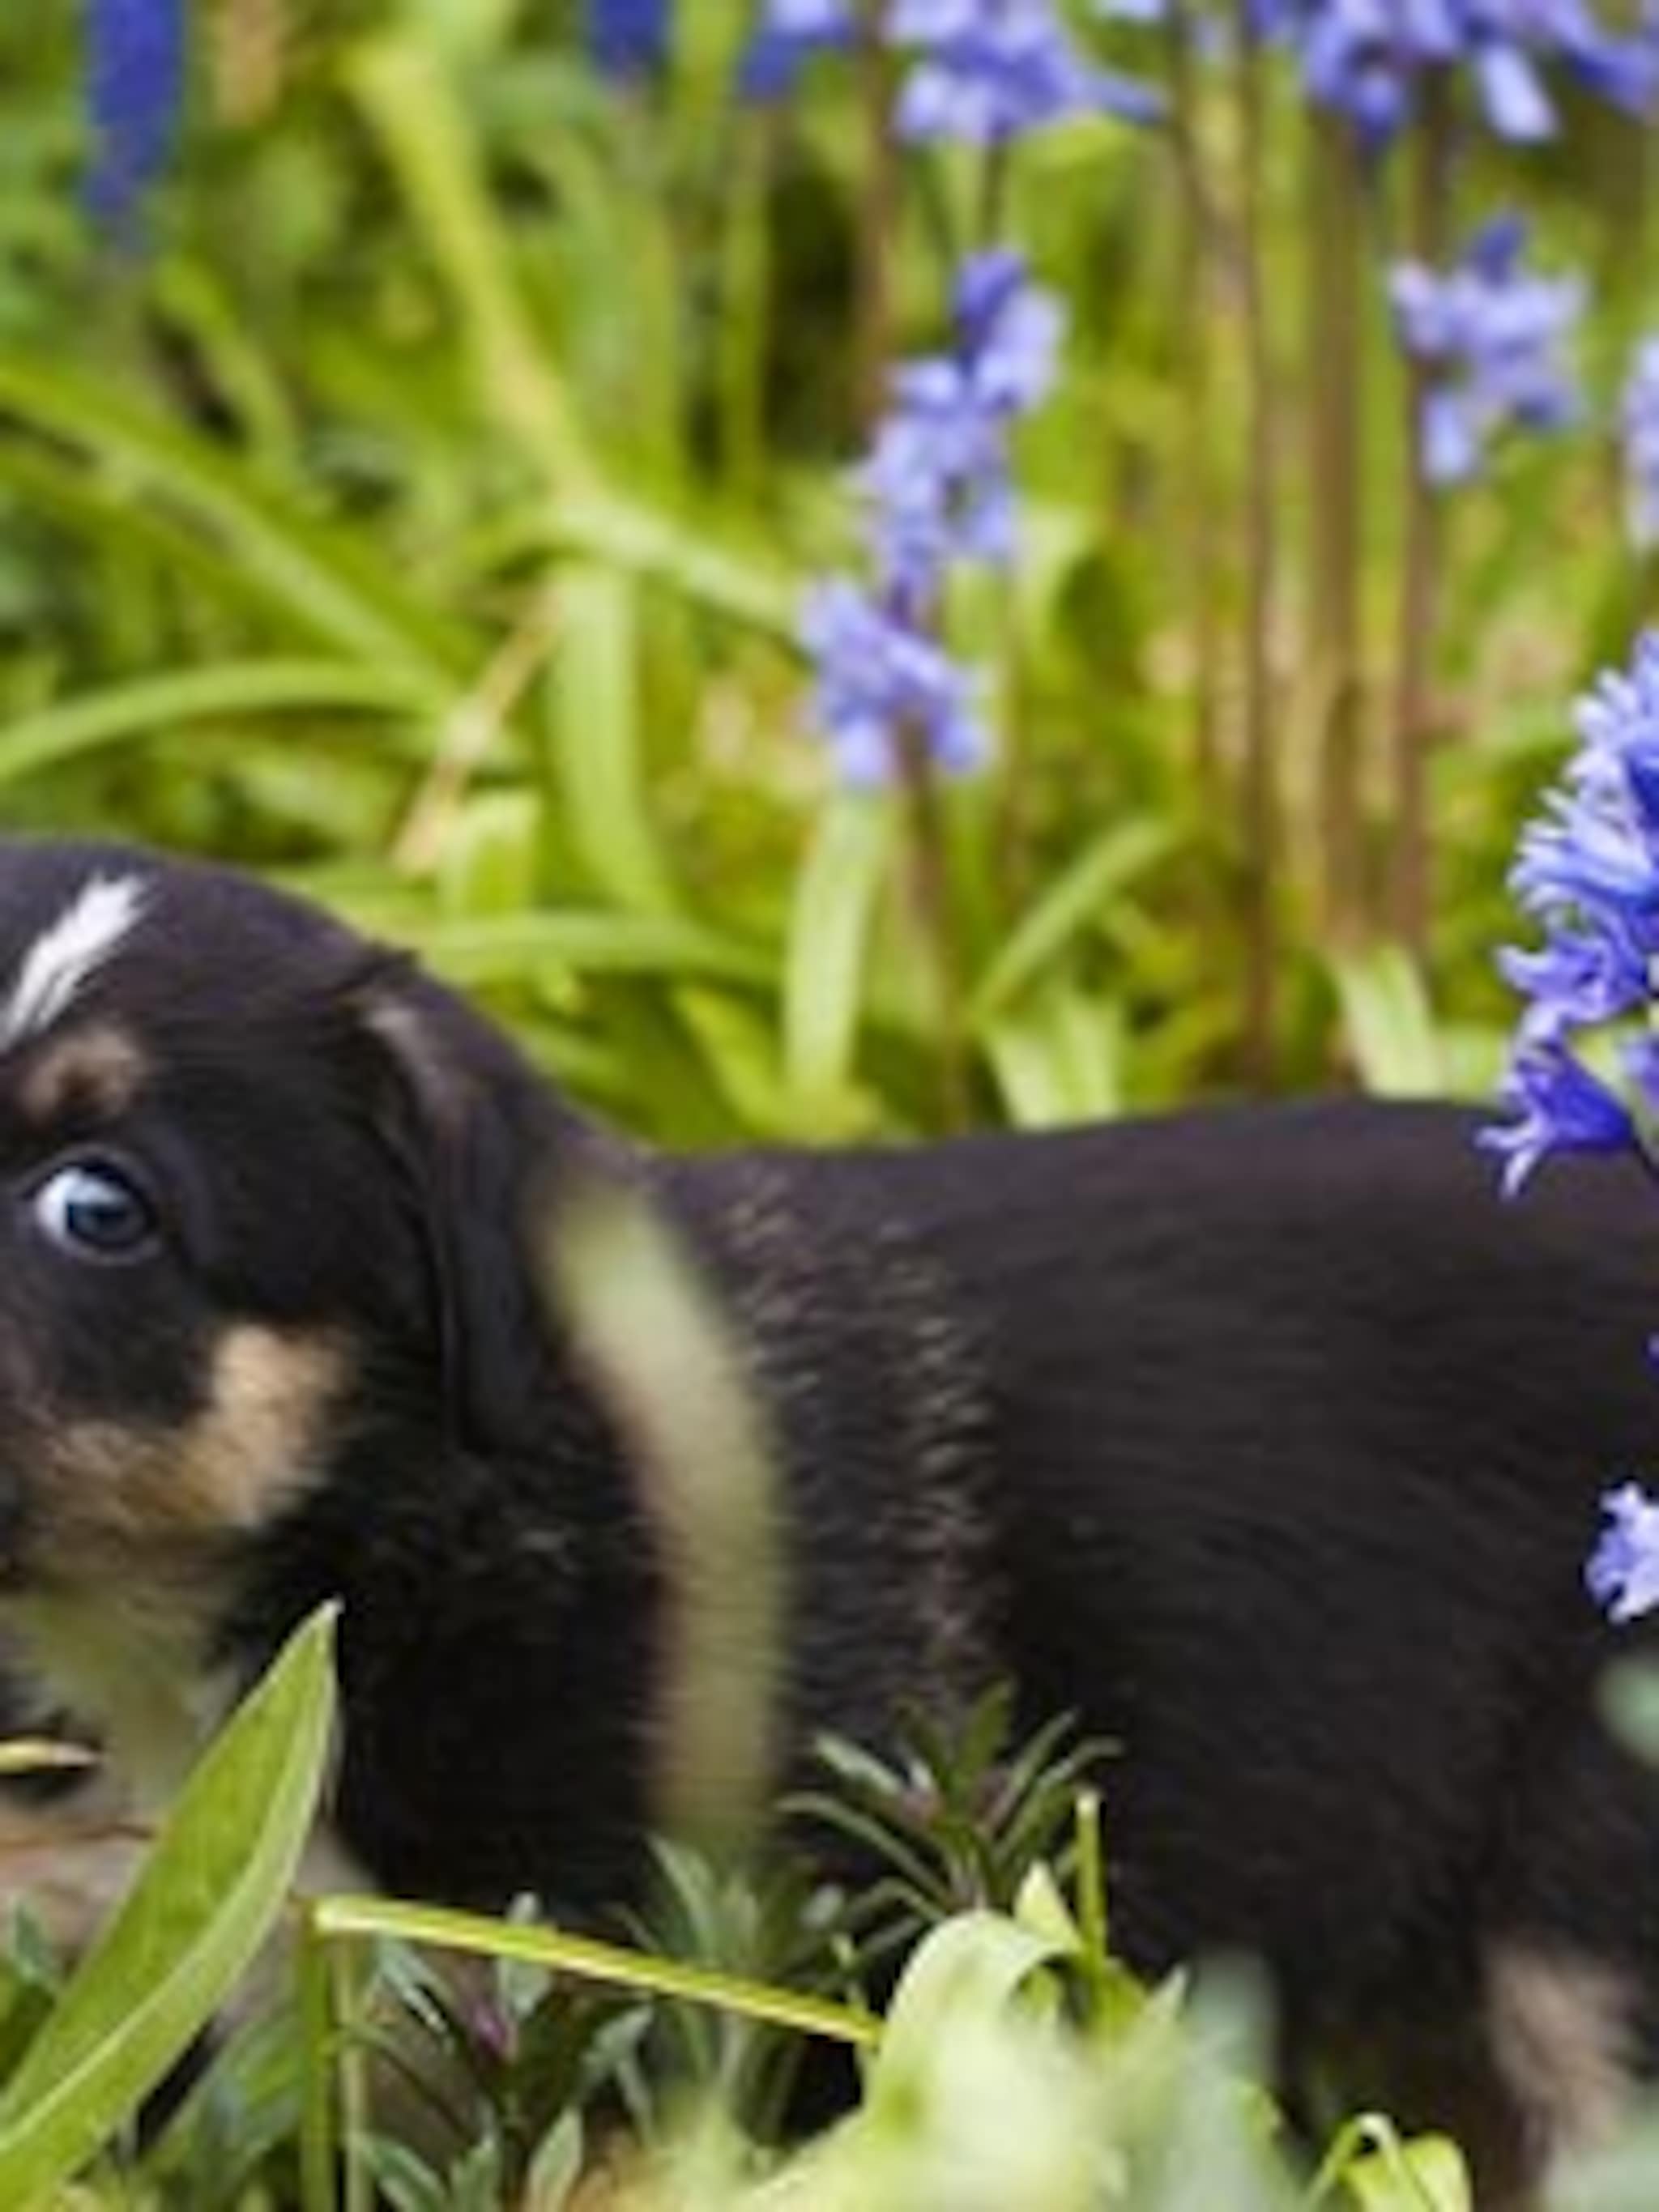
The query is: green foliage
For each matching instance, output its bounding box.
[8,0,1632,1133]
[791,1687,1103,1970]
[0,1605,336,2209]
[0,1641,1475,2211]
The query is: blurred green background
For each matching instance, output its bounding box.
[2,0,1653,1150]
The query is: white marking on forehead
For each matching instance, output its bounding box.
[0,874,149,1051]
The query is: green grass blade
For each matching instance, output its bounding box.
[1328,946,1445,1098]
[309,1897,878,2051]
[782,790,896,1129]
[0,355,470,684]
[543,565,676,913]
[0,443,302,632]
[970,819,1176,1025]
[346,33,587,494]
[539,491,801,640]
[0,1605,338,2206]
[982,986,1124,1129]
[0,663,436,788]
[368,910,776,992]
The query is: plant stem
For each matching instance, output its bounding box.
[1389,83,1454,959]
[976,139,1034,921]
[716,105,779,505]
[309,1894,882,2049]
[855,1,899,434]
[851,7,968,1119]
[1233,0,1278,1085]
[1305,110,1367,950]
[1168,0,1222,795]
[296,1905,339,2212]
[897,715,971,1127]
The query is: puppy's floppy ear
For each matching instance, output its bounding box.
[343,957,578,1455]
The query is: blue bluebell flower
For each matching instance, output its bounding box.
[587,0,672,78]
[1264,0,1658,151]
[800,253,1061,782]
[859,250,1065,605]
[740,0,853,98]
[1491,635,1659,1188]
[1623,339,1659,556]
[800,578,986,785]
[1571,638,1659,821]
[1389,215,1584,487]
[890,0,1163,139]
[1481,1041,1637,1196]
[85,0,186,237]
[1497,931,1648,1043]
[744,0,1162,127]
[1587,1482,1659,1623]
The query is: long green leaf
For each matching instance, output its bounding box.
[0,356,469,684]
[0,1605,338,2207]
[1328,946,1444,1098]
[970,820,1176,1025]
[377,910,776,991]
[982,986,1124,1129]
[346,34,587,495]
[0,443,296,632]
[0,663,436,788]
[309,1896,876,2051]
[538,492,800,639]
[869,1912,1063,2103]
[543,565,675,914]
[782,790,895,1128]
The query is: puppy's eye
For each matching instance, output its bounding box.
[31,1160,160,1263]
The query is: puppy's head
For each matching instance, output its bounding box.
[0,838,569,1771]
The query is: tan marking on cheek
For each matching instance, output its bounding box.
[175,1324,352,1530]
[38,1323,352,1570]
[17,1023,147,1124]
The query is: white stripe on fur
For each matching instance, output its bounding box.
[0,875,148,1049]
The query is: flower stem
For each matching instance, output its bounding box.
[897,715,971,1127]
[975,138,1032,918]
[855,0,899,433]
[1389,83,1454,959]
[1305,110,1367,950]
[716,104,779,505]
[1233,0,1278,1085]
[1168,0,1221,795]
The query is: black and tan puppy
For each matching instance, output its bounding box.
[0,835,1653,2200]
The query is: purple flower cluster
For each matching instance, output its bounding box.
[1623,339,1659,556]
[85,0,186,236]
[801,580,985,784]
[1486,632,1659,1196]
[890,0,1162,139]
[1261,0,1659,151]
[1493,638,1659,1628]
[804,252,1064,783]
[859,249,1064,604]
[746,0,1162,130]
[1388,215,1584,486]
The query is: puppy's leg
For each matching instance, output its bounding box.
[1471,1712,1659,2209]
[1479,1941,1636,2208]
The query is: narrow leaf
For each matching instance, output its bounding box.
[783,791,896,1129]
[0,1606,338,2206]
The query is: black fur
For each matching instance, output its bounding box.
[0,837,1654,2200]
